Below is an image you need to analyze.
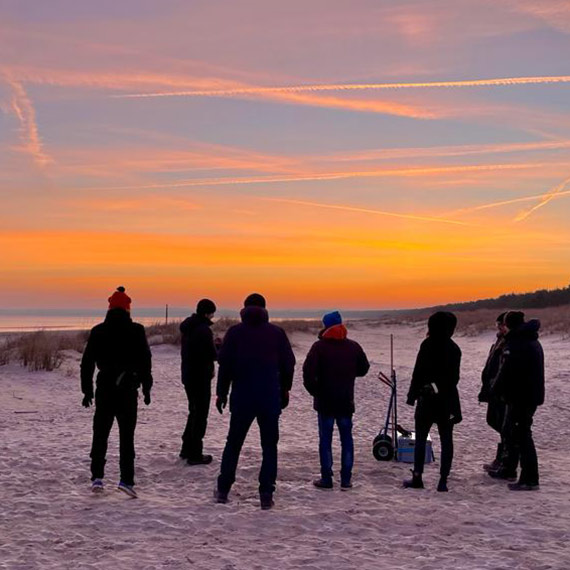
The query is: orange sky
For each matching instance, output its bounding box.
[1,1,569,309]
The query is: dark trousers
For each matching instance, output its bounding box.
[217,408,280,495]
[90,388,138,486]
[503,404,539,485]
[181,382,211,459]
[414,413,454,479]
[317,414,354,485]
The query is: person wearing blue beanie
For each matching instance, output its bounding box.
[303,311,370,490]
[322,311,342,329]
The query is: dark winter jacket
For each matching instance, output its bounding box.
[491,320,545,407]
[180,313,217,385]
[406,335,462,423]
[303,324,370,416]
[478,333,506,403]
[216,306,296,414]
[81,308,153,398]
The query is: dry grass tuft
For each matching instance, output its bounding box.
[370,305,570,337]
[0,330,88,371]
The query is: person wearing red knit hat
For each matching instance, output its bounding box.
[108,286,131,312]
[80,286,152,498]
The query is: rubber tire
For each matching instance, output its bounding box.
[373,440,394,461]
[373,433,393,446]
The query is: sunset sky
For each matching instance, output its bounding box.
[1,0,569,310]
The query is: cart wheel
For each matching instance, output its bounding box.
[373,433,392,446]
[373,440,394,461]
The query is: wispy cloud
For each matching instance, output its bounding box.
[514,176,570,222]
[76,162,543,192]
[446,179,570,216]
[114,74,570,99]
[264,197,470,227]
[2,72,52,168]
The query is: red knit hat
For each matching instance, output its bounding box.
[108,286,131,312]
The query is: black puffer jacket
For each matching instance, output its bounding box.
[81,308,153,398]
[478,334,506,403]
[303,326,370,416]
[180,313,217,385]
[216,306,296,414]
[406,316,462,422]
[491,320,545,407]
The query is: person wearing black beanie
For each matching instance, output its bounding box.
[179,298,220,465]
[214,293,296,510]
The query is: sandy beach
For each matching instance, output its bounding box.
[1,322,569,570]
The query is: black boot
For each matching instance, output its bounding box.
[187,454,213,465]
[437,477,448,492]
[260,492,274,510]
[403,471,424,489]
[483,443,503,472]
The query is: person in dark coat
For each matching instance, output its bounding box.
[214,293,296,510]
[490,312,544,490]
[80,287,152,498]
[404,311,462,492]
[303,311,370,490]
[478,312,508,472]
[179,298,219,465]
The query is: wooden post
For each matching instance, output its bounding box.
[165,304,169,325]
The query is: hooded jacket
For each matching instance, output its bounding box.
[216,306,296,414]
[80,308,153,398]
[491,320,545,407]
[180,313,218,385]
[478,333,506,403]
[406,314,462,422]
[303,324,370,416]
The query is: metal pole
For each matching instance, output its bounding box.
[391,334,398,455]
[165,303,169,325]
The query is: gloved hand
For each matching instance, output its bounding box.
[143,391,151,406]
[281,391,290,409]
[450,412,463,425]
[82,395,93,408]
[216,395,227,414]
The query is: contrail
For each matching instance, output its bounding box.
[514,176,570,222]
[446,180,570,216]
[264,198,470,227]
[114,75,570,99]
[78,162,540,192]
[3,74,51,168]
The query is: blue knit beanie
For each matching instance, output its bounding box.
[323,311,342,329]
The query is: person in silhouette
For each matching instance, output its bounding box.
[303,311,369,490]
[81,287,152,498]
[179,298,219,465]
[214,293,295,510]
[404,311,462,492]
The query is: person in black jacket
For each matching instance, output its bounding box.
[478,312,508,472]
[490,312,544,490]
[404,311,462,492]
[214,293,296,510]
[179,298,219,465]
[303,311,370,490]
[80,287,152,498]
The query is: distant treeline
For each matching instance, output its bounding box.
[425,283,570,313]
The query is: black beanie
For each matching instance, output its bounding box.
[505,311,525,330]
[196,298,216,315]
[496,312,507,324]
[244,293,266,308]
